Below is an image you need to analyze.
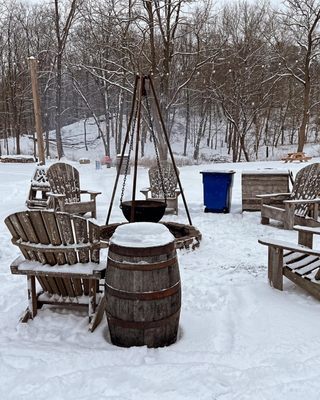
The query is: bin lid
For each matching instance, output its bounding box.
[241,169,289,175]
[200,170,235,174]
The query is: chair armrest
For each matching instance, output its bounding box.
[11,256,106,279]
[46,192,66,211]
[258,238,320,256]
[283,198,320,204]
[256,193,290,199]
[80,190,101,196]
[294,225,320,235]
[140,187,150,199]
[47,192,66,199]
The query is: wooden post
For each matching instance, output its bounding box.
[28,57,45,165]
[268,246,283,290]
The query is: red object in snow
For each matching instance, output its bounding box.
[101,156,112,165]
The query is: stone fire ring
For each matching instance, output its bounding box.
[100,222,202,250]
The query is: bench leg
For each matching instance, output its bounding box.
[284,203,295,230]
[261,216,269,225]
[268,246,283,290]
[88,279,106,332]
[298,231,313,248]
[88,278,97,322]
[22,275,38,322]
[89,295,106,332]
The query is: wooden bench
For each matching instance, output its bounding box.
[281,152,312,163]
[258,225,320,300]
[5,210,106,331]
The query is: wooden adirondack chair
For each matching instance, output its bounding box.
[46,162,101,219]
[26,166,51,209]
[140,161,181,215]
[5,210,106,331]
[258,163,320,230]
[259,225,320,301]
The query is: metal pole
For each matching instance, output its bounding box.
[130,75,144,222]
[148,75,193,226]
[105,74,139,225]
[28,57,45,165]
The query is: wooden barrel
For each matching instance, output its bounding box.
[105,223,181,348]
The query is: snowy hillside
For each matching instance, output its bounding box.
[3,116,320,165]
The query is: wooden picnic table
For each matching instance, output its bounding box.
[281,152,312,163]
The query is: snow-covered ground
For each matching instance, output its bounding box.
[1,158,320,400]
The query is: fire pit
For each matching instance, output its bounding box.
[100,221,201,250]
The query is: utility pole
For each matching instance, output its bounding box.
[28,56,45,165]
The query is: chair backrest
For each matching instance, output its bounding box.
[290,163,320,216]
[31,166,50,189]
[5,210,100,266]
[149,161,179,199]
[46,162,81,203]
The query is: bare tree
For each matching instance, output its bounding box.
[53,0,79,159]
[208,1,279,161]
[276,0,320,152]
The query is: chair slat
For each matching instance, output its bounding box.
[73,216,89,263]
[42,211,65,265]
[53,277,69,297]
[89,221,100,263]
[56,213,77,264]
[29,211,56,265]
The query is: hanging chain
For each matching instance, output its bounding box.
[119,102,137,206]
[144,78,167,204]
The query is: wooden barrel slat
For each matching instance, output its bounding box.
[109,242,175,257]
[107,256,176,271]
[106,309,180,329]
[106,281,180,300]
[105,237,181,348]
[106,261,180,293]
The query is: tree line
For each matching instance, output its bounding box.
[1,0,320,162]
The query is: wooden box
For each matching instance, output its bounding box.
[242,170,291,211]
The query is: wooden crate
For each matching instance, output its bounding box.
[242,170,291,211]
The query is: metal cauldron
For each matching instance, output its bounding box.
[121,200,166,223]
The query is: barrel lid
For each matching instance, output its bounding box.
[110,222,175,248]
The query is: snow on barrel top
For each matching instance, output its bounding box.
[110,222,175,248]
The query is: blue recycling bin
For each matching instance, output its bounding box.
[200,170,235,213]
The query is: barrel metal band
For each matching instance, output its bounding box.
[106,309,181,330]
[107,256,177,271]
[109,242,175,257]
[105,281,181,300]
